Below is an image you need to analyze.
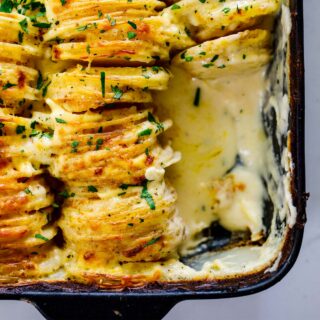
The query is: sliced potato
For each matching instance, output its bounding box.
[51,39,169,64]
[0,63,39,106]
[0,42,41,64]
[0,12,39,44]
[173,29,272,79]
[163,0,280,42]
[44,16,193,48]
[47,66,171,112]
[44,0,165,22]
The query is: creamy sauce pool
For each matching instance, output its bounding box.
[154,66,268,250]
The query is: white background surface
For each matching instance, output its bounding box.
[1,1,318,319]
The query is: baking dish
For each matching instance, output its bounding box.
[0,0,306,319]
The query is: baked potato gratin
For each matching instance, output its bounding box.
[0,0,296,289]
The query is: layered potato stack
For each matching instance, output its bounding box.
[43,0,184,284]
[0,0,280,287]
[0,1,59,283]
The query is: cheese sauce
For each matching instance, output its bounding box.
[155,67,267,249]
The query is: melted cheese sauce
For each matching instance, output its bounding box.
[155,67,268,249]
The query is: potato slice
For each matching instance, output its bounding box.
[0,63,39,106]
[44,0,165,22]
[173,29,272,79]
[47,66,171,112]
[0,12,39,44]
[163,0,280,41]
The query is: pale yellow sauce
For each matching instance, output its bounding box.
[155,67,268,250]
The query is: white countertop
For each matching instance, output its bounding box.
[1,1,318,319]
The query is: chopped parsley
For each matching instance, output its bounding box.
[16,125,26,134]
[127,21,137,29]
[29,129,40,137]
[144,237,160,247]
[127,31,136,39]
[24,187,32,195]
[119,183,139,190]
[30,121,38,129]
[193,87,201,107]
[2,82,16,90]
[77,24,92,31]
[100,71,105,97]
[222,7,231,14]
[60,0,67,5]
[211,54,219,63]
[40,131,54,139]
[152,66,160,73]
[36,72,43,89]
[35,234,49,241]
[71,140,79,153]
[147,112,164,132]
[203,63,213,68]
[111,85,123,100]
[18,31,24,43]
[88,185,98,192]
[138,128,152,137]
[55,118,67,124]
[141,184,155,210]
[171,4,181,10]
[19,18,28,33]
[32,22,51,28]
[95,138,103,150]
[42,81,51,97]
[0,0,14,13]
[0,122,4,136]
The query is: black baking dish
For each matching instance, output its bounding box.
[0,1,306,319]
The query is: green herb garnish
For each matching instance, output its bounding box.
[144,237,160,247]
[16,125,26,134]
[2,82,16,90]
[55,118,67,124]
[127,31,136,39]
[19,18,28,33]
[32,22,51,28]
[71,140,79,153]
[138,128,152,137]
[35,234,49,241]
[100,71,105,97]
[24,187,32,194]
[111,85,123,100]
[193,87,201,107]
[88,185,98,192]
[147,112,164,132]
[171,4,181,10]
[0,0,14,13]
[127,21,137,29]
[141,184,155,210]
